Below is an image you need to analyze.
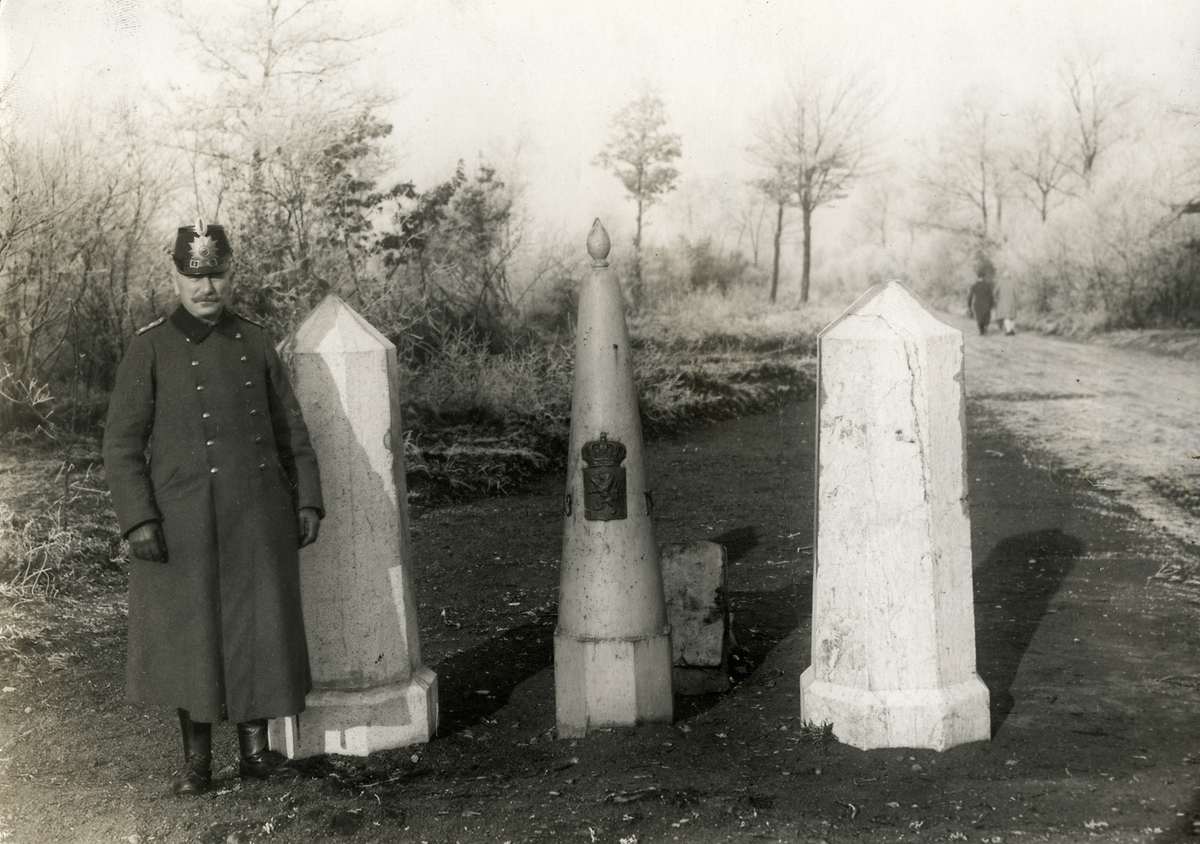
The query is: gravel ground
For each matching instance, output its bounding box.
[949,314,1200,559]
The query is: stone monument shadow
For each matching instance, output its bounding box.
[711,525,759,563]
[974,527,1083,734]
[434,614,556,732]
[674,561,812,721]
[292,346,425,680]
[665,526,807,720]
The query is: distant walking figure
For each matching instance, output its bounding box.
[993,276,1016,336]
[967,255,996,335]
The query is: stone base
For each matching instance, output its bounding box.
[268,666,438,758]
[799,666,990,751]
[554,628,673,738]
[673,664,730,695]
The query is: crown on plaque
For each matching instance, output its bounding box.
[581,432,626,467]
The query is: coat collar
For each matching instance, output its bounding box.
[170,305,240,344]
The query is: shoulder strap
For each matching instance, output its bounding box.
[235,312,265,330]
[135,317,166,335]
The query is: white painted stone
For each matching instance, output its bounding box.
[554,635,673,737]
[555,221,673,737]
[661,541,730,694]
[799,281,990,751]
[268,295,437,758]
[270,668,438,757]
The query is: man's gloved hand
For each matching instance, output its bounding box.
[128,521,168,563]
[298,508,321,548]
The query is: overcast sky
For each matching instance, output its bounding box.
[3,0,1198,251]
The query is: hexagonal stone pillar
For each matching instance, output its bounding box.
[269,295,437,757]
[554,220,673,738]
[799,282,990,751]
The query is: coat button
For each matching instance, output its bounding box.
[244,380,253,388]
[196,384,205,391]
[235,332,242,339]
[201,412,211,419]
[254,434,263,443]
[205,439,215,446]
[191,360,200,367]
[258,462,267,470]
[240,355,247,362]
[249,409,259,416]
[210,467,219,474]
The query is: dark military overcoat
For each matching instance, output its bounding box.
[103,306,323,723]
[968,279,995,328]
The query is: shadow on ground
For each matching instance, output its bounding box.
[974,528,1083,733]
[433,612,557,733]
[712,525,759,563]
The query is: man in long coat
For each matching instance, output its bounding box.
[103,220,323,795]
[967,254,996,335]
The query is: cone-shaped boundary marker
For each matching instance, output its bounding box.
[554,220,673,738]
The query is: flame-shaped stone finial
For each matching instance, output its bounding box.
[586,219,611,266]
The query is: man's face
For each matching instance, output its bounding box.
[174,271,232,321]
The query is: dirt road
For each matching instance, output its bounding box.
[949,313,1200,555]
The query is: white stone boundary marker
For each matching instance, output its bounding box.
[269,295,437,757]
[554,220,673,738]
[799,281,990,751]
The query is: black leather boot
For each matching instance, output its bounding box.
[171,709,212,796]
[237,719,291,780]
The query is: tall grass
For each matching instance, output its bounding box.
[400,292,834,503]
[0,459,122,599]
[630,288,840,353]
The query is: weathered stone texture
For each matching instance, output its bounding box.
[661,541,730,694]
[799,282,990,751]
[269,296,437,757]
[555,221,673,736]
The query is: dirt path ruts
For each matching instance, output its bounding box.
[947,313,1200,552]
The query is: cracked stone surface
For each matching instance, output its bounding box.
[800,282,990,751]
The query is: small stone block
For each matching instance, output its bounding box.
[554,630,673,738]
[268,667,438,758]
[661,541,730,694]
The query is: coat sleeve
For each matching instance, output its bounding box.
[266,340,325,517]
[102,334,160,536]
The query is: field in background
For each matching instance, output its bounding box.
[401,292,837,503]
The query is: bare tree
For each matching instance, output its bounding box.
[854,166,906,250]
[918,92,1007,239]
[758,70,878,303]
[751,162,794,304]
[1060,49,1132,184]
[594,90,682,306]
[1009,107,1075,222]
[0,105,173,429]
[166,0,395,322]
[731,186,771,267]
